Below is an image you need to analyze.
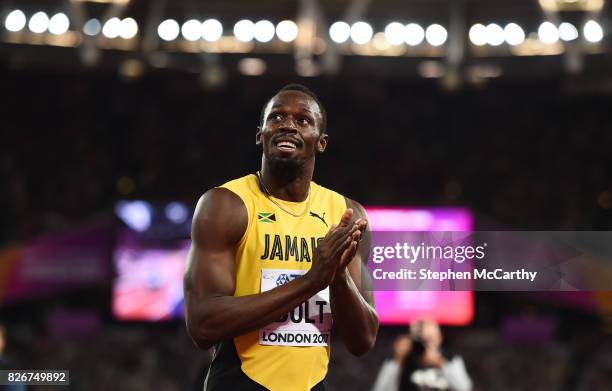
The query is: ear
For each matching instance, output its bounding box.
[255,126,262,145]
[316,133,328,153]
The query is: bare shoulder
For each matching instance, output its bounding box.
[192,187,248,247]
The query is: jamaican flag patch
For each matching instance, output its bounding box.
[257,212,276,223]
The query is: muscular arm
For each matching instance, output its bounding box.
[184,188,356,349]
[329,199,379,356]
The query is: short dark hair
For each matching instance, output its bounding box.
[259,84,327,134]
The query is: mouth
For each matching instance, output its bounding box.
[274,138,301,152]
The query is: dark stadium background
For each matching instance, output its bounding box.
[1,0,611,390]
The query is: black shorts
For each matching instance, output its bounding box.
[203,340,328,391]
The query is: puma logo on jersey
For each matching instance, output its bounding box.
[309,211,327,227]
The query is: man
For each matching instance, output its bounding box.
[372,334,412,391]
[184,84,379,391]
[0,324,26,391]
[399,319,472,391]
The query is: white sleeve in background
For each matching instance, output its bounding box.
[441,356,473,391]
[371,359,401,391]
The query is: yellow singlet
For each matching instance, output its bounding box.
[219,173,347,391]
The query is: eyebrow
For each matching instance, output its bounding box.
[270,104,314,115]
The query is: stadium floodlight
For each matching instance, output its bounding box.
[28,11,49,34]
[583,20,603,43]
[276,20,298,42]
[418,60,444,78]
[234,19,255,42]
[538,21,559,44]
[238,57,266,76]
[48,13,70,35]
[115,201,152,232]
[425,24,447,46]
[504,23,525,46]
[469,23,487,46]
[405,23,425,46]
[486,23,505,46]
[83,18,101,36]
[350,21,373,44]
[202,19,223,42]
[384,22,405,46]
[102,17,121,38]
[5,10,27,32]
[254,20,275,43]
[559,22,579,42]
[158,19,179,41]
[182,19,201,41]
[165,202,189,224]
[119,17,138,39]
[329,21,350,43]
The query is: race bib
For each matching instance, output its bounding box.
[259,269,332,347]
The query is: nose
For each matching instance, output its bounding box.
[279,116,298,132]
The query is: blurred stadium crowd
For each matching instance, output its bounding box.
[1,71,612,244]
[1,68,612,390]
[3,309,611,391]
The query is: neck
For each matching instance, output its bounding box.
[259,155,315,202]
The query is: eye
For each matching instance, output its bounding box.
[269,113,283,122]
[298,117,312,126]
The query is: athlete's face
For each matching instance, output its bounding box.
[256,91,327,162]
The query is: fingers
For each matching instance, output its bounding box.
[324,224,338,238]
[329,223,361,252]
[353,217,367,231]
[326,214,366,249]
[356,219,367,241]
[320,212,366,264]
[339,240,359,268]
[326,218,356,244]
[337,218,365,245]
[331,228,363,262]
[326,211,366,239]
[342,228,363,261]
[335,218,366,267]
[338,208,354,228]
[358,218,368,231]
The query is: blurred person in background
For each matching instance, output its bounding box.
[0,324,8,368]
[0,324,26,391]
[399,319,472,391]
[372,334,412,391]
